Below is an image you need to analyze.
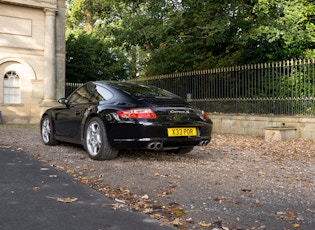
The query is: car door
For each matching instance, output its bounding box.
[54,83,96,141]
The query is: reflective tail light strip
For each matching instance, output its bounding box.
[117,108,157,119]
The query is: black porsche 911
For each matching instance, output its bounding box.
[40,81,212,160]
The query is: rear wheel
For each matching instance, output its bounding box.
[40,115,58,145]
[84,117,118,160]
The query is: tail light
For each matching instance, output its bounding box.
[196,110,209,120]
[117,108,157,119]
[201,110,209,120]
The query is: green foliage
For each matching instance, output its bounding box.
[66,31,131,82]
[242,0,315,63]
[66,0,315,78]
[66,0,113,31]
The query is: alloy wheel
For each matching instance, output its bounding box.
[86,121,102,156]
[41,117,51,144]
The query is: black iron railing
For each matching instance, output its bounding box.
[66,59,315,115]
[129,59,315,115]
[65,82,83,98]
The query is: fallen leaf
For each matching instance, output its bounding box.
[277,211,285,215]
[112,203,123,210]
[46,196,78,203]
[154,172,168,177]
[171,217,181,226]
[214,196,228,202]
[288,211,295,216]
[276,211,297,220]
[198,221,211,227]
[186,217,194,223]
[143,208,154,214]
[170,208,187,217]
[150,213,163,220]
[114,198,126,204]
[32,187,40,191]
[251,201,263,207]
[292,223,300,228]
[157,187,174,197]
[57,197,78,203]
[80,177,89,183]
[40,168,49,171]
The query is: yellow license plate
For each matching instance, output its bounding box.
[167,127,197,137]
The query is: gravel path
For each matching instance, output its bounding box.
[0,125,314,230]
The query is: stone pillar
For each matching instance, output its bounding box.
[42,8,57,105]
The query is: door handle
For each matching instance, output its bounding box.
[75,111,81,116]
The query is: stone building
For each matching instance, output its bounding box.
[0,0,65,123]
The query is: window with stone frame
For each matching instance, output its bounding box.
[3,71,21,104]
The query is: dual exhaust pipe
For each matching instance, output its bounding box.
[146,142,163,150]
[198,140,209,146]
[147,139,209,150]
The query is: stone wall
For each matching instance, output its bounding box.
[210,113,315,140]
[0,0,65,124]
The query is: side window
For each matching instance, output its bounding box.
[3,71,21,104]
[90,85,113,102]
[67,83,95,105]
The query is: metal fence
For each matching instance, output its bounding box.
[129,59,315,115]
[66,59,315,116]
[65,82,83,98]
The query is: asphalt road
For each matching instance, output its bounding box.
[0,148,175,230]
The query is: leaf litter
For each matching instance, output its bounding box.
[1,126,314,230]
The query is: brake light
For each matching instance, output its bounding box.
[200,110,209,120]
[117,108,157,119]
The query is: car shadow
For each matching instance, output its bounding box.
[49,141,220,163]
[116,148,214,163]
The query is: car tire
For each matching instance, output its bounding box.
[40,115,59,145]
[84,117,118,160]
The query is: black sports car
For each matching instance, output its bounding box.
[40,81,212,160]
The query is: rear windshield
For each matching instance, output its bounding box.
[109,82,179,98]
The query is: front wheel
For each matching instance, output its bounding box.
[84,117,118,160]
[40,115,58,145]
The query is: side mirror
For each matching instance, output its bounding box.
[58,98,67,105]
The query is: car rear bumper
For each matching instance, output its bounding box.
[111,137,211,150]
[107,122,212,150]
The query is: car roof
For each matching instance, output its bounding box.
[94,81,180,99]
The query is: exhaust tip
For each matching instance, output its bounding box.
[198,140,209,146]
[155,142,162,149]
[147,142,155,149]
[147,142,163,150]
